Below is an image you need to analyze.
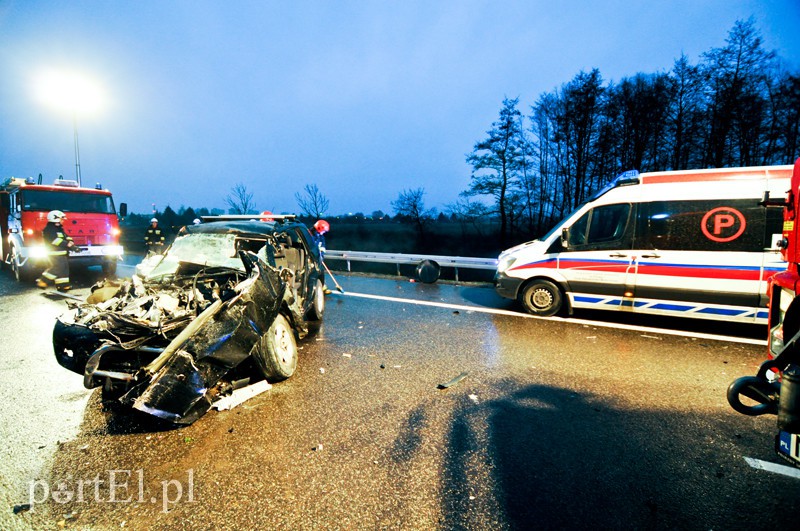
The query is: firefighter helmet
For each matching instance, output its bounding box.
[47,210,66,223]
[314,219,330,234]
[150,218,158,224]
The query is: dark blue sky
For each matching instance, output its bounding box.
[2,1,799,216]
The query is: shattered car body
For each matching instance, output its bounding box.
[53,219,326,425]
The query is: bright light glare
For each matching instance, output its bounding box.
[35,69,105,115]
[29,246,49,258]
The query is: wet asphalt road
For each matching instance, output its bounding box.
[1,266,800,530]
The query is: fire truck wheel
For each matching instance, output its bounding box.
[10,245,33,282]
[519,279,563,317]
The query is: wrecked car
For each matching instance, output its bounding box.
[53,217,326,425]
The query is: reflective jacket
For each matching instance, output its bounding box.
[43,222,73,256]
[145,226,166,247]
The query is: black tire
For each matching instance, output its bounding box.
[518,279,563,317]
[102,259,118,276]
[307,279,325,321]
[416,260,440,283]
[254,314,298,382]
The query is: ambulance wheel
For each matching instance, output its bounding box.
[519,279,563,317]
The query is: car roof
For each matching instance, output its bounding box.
[184,220,308,238]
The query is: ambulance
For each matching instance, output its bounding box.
[495,164,793,323]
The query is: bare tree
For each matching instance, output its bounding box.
[392,188,436,239]
[225,183,256,215]
[295,183,330,218]
[446,198,490,238]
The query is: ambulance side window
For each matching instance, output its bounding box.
[566,203,632,251]
[636,200,765,252]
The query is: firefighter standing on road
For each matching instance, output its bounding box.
[144,217,166,255]
[311,219,332,294]
[36,210,76,291]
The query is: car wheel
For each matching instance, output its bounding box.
[307,279,325,321]
[519,279,563,317]
[254,314,298,382]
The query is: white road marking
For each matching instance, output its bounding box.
[335,291,767,346]
[744,457,800,479]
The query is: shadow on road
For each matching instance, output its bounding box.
[436,381,798,530]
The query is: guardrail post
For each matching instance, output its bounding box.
[455,266,459,282]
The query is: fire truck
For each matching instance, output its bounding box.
[728,157,800,467]
[1,176,125,281]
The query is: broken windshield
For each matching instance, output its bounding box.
[146,233,244,280]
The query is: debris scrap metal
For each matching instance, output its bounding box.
[54,250,305,425]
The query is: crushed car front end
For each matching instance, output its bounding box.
[53,221,313,425]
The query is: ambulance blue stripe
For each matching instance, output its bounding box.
[571,296,767,321]
[696,307,749,316]
[650,303,695,312]
[574,295,605,304]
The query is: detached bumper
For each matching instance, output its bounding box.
[495,271,524,300]
[69,245,123,266]
[74,245,124,258]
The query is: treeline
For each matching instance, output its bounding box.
[459,19,799,245]
[123,205,225,229]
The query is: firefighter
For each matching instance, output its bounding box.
[311,219,329,257]
[144,217,166,255]
[36,210,76,291]
[311,219,332,294]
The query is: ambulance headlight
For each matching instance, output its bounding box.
[29,246,48,258]
[497,255,517,273]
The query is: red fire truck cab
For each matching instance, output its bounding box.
[766,158,800,357]
[1,176,125,281]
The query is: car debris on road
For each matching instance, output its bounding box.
[52,218,327,425]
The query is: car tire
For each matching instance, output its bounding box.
[307,279,325,321]
[255,314,298,382]
[519,279,563,317]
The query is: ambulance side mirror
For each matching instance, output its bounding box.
[560,228,570,249]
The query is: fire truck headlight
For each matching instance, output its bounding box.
[111,228,121,237]
[25,229,34,236]
[29,246,48,258]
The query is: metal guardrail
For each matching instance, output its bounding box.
[324,250,498,282]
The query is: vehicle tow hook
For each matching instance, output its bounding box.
[727,376,780,416]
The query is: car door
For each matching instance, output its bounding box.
[559,202,636,309]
